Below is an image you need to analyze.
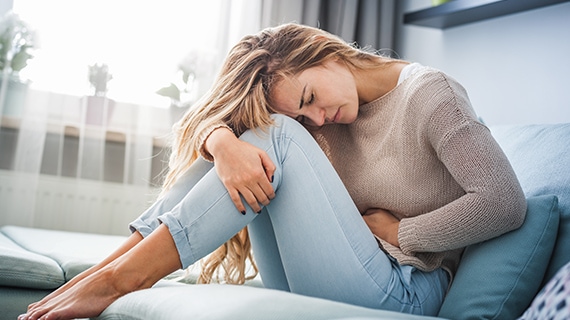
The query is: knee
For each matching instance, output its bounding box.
[240,114,312,146]
[270,113,297,125]
[269,114,309,136]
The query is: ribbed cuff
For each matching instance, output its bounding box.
[397,218,421,255]
[197,123,234,162]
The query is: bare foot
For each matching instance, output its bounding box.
[20,225,180,320]
[20,232,144,319]
[19,267,128,320]
[22,267,92,317]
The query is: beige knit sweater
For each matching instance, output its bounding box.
[307,66,527,276]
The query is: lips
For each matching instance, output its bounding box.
[324,109,340,124]
[332,109,340,123]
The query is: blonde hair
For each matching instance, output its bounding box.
[161,23,396,284]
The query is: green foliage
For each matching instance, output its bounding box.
[0,11,35,74]
[156,51,197,106]
[156,83,180,101]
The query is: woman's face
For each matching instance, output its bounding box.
[270,60,359,126]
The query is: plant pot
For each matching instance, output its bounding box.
[85,95,115,126]
[0,76,30,118]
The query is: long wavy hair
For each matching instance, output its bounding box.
[160,23,396,284]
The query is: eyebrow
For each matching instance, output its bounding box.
[299,84,307,109]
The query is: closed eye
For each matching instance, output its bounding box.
[306,93,315,105]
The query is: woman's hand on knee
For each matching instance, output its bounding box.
[206,128,276,214]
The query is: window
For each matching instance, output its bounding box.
[12,0,223,106]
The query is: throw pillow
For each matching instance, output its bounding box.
[543,208,570,285]
[490,124,570,288]
[438,195,560,320]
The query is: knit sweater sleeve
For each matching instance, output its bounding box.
[397,74,527,255]
[196,122,234,162]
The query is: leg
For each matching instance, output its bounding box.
[22,224,179,320]
[23,158,214,317]
[130,158,214,237]
[248,209,290,291]
[152,114,446,314]
[23,115,446,319]
[243,115,448,315]
[22,231,143,319]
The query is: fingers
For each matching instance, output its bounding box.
[224,165,275,214]
[212,139,276,215]
[227,180,274,214]
[260,151,276,184]
[228,189,247,215]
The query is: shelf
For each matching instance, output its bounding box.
[404,0,570,29]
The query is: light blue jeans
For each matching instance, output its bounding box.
[130,114,449,316]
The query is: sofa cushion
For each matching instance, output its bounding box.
[0,226,127,281]
[438,195,559,320]
[0,286,52,320]
[0,231,64,289]
[98,284,442,320]
[491,123,570,282]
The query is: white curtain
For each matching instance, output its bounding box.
[0,1,264,235]
[1,0,397,235]
[0,86,172,235]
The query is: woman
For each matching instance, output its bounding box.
[20,23,526,320]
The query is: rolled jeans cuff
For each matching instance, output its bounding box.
[158,211,195,269]
[129,218,155,238]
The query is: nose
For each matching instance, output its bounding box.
[305,107,326,126]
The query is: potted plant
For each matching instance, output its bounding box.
[85,62,115,125]
[0,11,36,117]
[156,51,199,122]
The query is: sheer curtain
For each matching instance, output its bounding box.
[0,0,396,236]
[0,1,263,235]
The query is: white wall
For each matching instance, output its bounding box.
[395,1,570,126]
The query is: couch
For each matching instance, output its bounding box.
[1,122,569,320]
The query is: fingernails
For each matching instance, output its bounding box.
[241,210,246,215]
[256,210,262,214]
[271,175,274,183]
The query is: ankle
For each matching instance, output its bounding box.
[103,263,147,297]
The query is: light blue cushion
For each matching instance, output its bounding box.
[0,230,64,289]
[438,195,559,320]
[1,225,127,281]
[491,124,570,283]
[99,283,442,320]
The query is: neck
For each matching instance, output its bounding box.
[355,61,407,105]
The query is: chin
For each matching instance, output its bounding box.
[345,112,358,124]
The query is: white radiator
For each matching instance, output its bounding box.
[0,170,159,236]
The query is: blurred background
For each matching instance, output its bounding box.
[1,0,568,235]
